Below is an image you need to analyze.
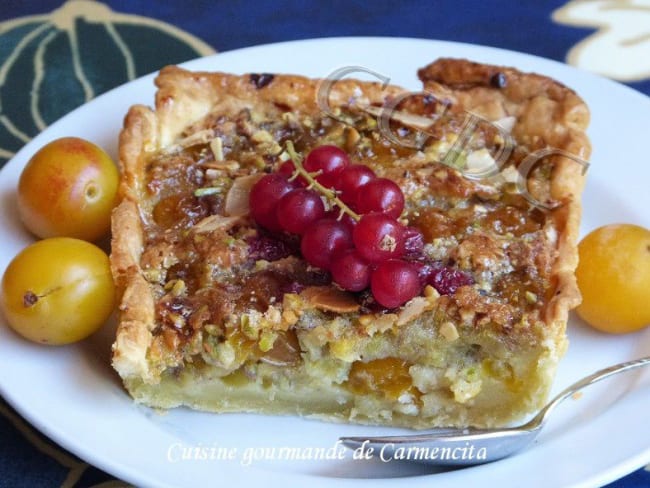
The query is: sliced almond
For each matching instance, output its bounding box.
[361,105,434,130]
[164,129,214,153]
[200,160,240,171]
[224,174,264,217]
[192,215,242,234]
[300,286,359,313]
[396,297,429,326]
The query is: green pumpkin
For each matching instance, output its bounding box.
[0,0,215,167]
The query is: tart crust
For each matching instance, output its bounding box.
[111,59,590,428]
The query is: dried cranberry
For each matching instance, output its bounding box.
[281,282,303,294]
[250,73,275,89]
[247,233,297,262]
[428,266,474,295]
[410,259,474,295]
[280,269,331,296]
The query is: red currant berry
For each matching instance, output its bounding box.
[278,161,295,178]
[356,178,405,219]
[276,189,326,234]
[330,249,371,292]
[250,174,295,231]
[334,164,376,205]
[301,219,353,270]
[353,213,405,263]
[324,209,357,233]
[304,145,350,188]
[371,259,422,308]
[278,161,307,187]
[403,226,425,258]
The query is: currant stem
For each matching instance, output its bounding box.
[285,141,361,222]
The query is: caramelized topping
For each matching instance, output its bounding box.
[484,206,542,236]
[142,98,554,371]
[152,193,212,229]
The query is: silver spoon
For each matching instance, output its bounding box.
[340,356,650,466]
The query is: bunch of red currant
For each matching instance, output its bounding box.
[250,144,467,308]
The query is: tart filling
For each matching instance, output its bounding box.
[111,59,590,428]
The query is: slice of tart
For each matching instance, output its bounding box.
[110,59,590,428]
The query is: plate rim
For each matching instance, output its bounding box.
[1,36,649,488]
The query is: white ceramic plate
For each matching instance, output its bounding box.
[1,38,649,488]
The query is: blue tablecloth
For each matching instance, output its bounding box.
[0,1,648,486]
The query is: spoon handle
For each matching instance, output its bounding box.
[532,356,650,425]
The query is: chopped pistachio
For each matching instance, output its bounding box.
[204,324,221,336]
[254,259,270,271]
[282,309,299,325]
[258,330,278,352]
[253,155,266,169]
[143,268,163,283]
[241,314,259,339]
[329,337,361,362]
[194,187,222,197]
[525,291,538,304]
[265,306,282,323]
[259,140,282,156]
[358,315,372,326]
[282,293,303,311]
[168,313,185,329]
[171,280,186,297]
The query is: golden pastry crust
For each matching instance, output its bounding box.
[418,57,591,372]
[111,59,590,429]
